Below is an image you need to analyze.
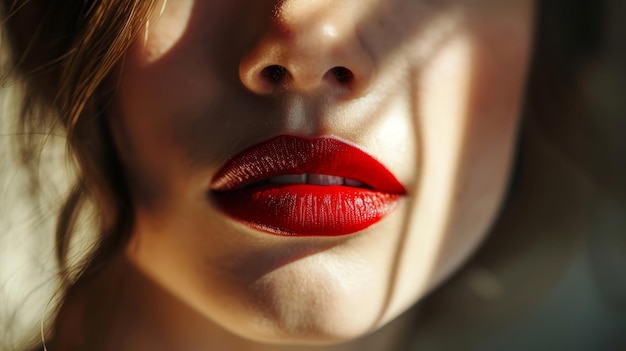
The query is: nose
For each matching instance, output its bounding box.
[239,1,374,96]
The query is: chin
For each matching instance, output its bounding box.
[200,252,393,345]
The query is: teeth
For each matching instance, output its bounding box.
[308,174,344,186]
[267,174,366,187]
[344,178,365,187]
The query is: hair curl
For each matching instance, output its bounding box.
[1,0,158,287]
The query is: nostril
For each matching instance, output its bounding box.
[261,65,289,84]
[251,65,359,92]
[330,66,354,84]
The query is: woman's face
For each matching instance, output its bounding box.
[109,0,533,344]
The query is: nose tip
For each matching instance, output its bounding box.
[239,14,374,96]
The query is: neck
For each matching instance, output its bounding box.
[52,254,417,351]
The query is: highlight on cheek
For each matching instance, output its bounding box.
[398,34,474,290]
[137,0,193,65]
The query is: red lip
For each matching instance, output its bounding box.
[210,135,406,236]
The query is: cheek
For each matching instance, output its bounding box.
[107,69,187,209]
[108,39,225,208]
[381,9,532,319]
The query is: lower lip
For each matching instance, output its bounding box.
[212,184,401,236]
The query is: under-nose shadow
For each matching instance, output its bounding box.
[141,0,454,162]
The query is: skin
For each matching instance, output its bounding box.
[55,0,534,349]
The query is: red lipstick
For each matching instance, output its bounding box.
[210,135,406,236]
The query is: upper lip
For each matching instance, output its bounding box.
[210,135,406,194]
